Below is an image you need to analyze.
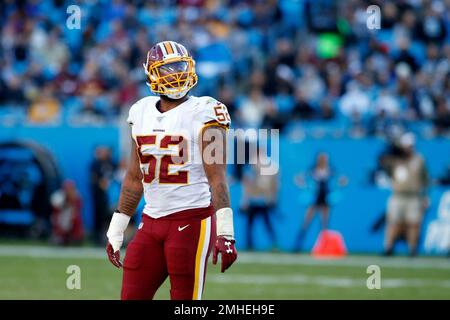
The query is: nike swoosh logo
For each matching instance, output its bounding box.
[178,224,190,232]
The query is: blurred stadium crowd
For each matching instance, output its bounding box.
[1,0,450,137]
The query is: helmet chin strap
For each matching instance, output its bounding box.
[161,81,190,100]
[165,89,188,100]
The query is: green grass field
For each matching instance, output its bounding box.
[0,245,449,299]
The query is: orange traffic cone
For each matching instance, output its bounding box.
[311,230,347,259]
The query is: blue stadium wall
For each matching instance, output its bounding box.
[1,125,449,254]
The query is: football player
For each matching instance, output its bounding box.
[105,41,237,300]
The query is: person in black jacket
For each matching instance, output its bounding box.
[90,146,116,244]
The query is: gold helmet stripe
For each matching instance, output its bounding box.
[159,42,168,56]
[170,41,178,55]
[164,41,174,55]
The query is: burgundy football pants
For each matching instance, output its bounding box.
[121,213,215,300]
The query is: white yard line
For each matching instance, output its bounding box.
[238,252,450,270]
[0,245,449,270]
[209,274,450,289]
[0,245,106,259]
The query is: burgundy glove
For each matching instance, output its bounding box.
[106,242,122,268]
[213,236,238,273]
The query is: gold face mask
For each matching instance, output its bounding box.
[145,56,198,97]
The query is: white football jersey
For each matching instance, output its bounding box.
[127,95,231,218]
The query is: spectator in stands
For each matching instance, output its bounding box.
[32,28,69,76]
[382,132,429,256]
[433,97,450,135]
[297,65,325,106]
[318,98,336,121]
[28,83,60,124]
[238,86,270,130]
[90,146,116,245]
[292,88,315,120]
[339,82,370,123]
[0,75,25,106]
[73,96,106,125]
[418,5,447,44]
[50,180,83,246]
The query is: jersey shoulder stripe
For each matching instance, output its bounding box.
[202,119,230,130]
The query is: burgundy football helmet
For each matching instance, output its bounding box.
[143,41,198,99]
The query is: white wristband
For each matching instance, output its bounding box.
[216,207,234,240]
[106,212,131,252]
